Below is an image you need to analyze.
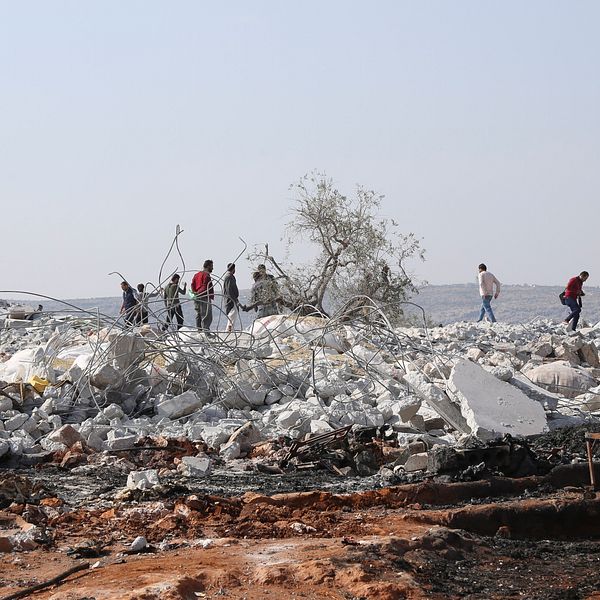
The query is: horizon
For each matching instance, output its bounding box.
[3,280,599,305]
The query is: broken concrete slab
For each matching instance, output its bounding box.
[509,372,560,411]
[178,455,212,477]
[448,359,548,441]
[404,452,428,472]
[402,372,470,435]
[156,391,204,420]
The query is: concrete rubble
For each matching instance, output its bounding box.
[1,305,600,480]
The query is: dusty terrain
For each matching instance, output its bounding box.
[1,460,600,600]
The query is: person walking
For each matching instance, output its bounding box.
[223,262,240,332]
[191,260,214,331]
[476,263,501,323]
[163,274,186,330]
[563,271,589,331]
[120,281,138,326]
[135,283,159,325]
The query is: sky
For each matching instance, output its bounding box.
[1,1,599,299]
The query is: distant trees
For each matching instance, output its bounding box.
[250,172,424,321]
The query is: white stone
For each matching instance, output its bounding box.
[402,371,469,434]
[156,390,204,420]
[265,389,283,405]
[309,419,334,434]
[127,469,159,490]
[404,452,428,472]
[530,341,553,358]
[40,438,68,453]
[466,347,485,362]
[277,410,302,429]
[448,359,548,441]
[105,432,137,450]
[219,440,241,460]
[103,404,125,421]
[130,536,148,552]
[239,386,266,407]
[488,366,514,382]
[4,413,29,432]
[179,455,212,477]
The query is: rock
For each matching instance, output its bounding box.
[4,413,29,432]
[404,452,428,472]
[0,440,9,458]
[580,343,600,368]
[239,386,266,407]
[220,440,241,460]
[309,420,334,434]
[108,333,146,370]
[466,348,485,362]
[0,398,12,412]
[156,391,204,420]
[530,341,553,358]
[90,363,124,390]
[178,455,212,477]
[224,422,261,454]
[554,346,580,365]
[130,536,148,552]
[103,404,125,421]
[525,361,597,399]
[277,410,302,429]
[402,372,470,435]
[127,469,159,490]
[448,359,548,441]
[40,438,68,453]
[489,366,513,382]
[105,432,137,451]
[47,424,84,447]
[265,389,283,405]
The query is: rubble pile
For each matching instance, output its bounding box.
[1,304,600,482]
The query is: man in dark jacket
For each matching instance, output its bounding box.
[120,281,138,326]
[223,263,240,332]
[191,260,214,331]
[563,270,589,331]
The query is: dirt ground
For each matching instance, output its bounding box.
[2,466,600,600]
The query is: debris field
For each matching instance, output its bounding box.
[1,301,600,599]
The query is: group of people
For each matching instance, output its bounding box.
[119,261,281,332]
[476,263,591,331]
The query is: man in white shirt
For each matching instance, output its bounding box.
[477,263,501,323]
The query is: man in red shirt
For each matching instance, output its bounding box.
[191,259,214,331]
[563,270,589,331]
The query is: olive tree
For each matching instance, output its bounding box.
[251,172,424,320]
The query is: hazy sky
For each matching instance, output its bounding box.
[1,1,598,298]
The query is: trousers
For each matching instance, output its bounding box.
[477,295,496,322]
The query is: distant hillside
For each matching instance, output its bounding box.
[3,283,599,327]
[407,283,600,325]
